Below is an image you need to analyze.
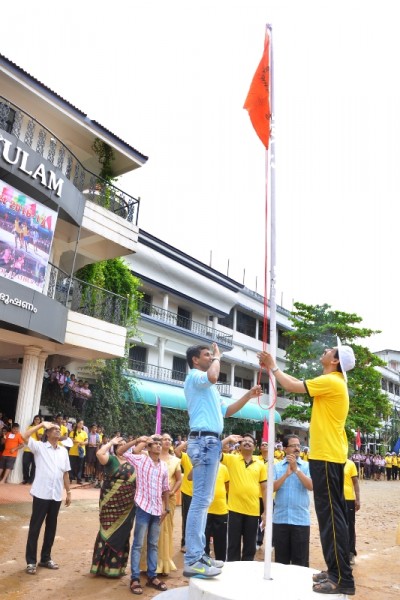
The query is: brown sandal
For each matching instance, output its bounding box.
[312,579,355,595]
[312,571,328,583]
[146,576,168,591]
[130,579,143,595]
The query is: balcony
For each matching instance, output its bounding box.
[127,359,231,396]
[0,97,140,224]
[140,301,234,349]
[46,262,128,327]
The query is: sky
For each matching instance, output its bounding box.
[2,1,400,351]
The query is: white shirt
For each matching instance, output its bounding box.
[28,437,71,501]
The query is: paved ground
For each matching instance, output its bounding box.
[0,479,399,599]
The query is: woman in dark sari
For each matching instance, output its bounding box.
[90,436,136,577]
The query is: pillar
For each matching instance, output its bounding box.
[9,346,42,484]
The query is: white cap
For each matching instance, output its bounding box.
[337,337,355,382]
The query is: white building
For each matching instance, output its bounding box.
[0,54,147,480]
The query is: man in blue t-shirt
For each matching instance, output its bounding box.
[183,343,261,578]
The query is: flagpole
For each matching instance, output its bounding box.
[264,22,276,581]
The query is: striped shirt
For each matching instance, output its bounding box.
[124,452,169,515]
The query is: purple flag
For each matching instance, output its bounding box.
[155,396,162,434]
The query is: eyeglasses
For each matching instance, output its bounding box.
[287,443,301,448]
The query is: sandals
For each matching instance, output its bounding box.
[146,576,168,591]
[26,564,36,575]
[312,571,328,583]
[38,560,59,569]
[312,579,355,595]
[130,579,143,595]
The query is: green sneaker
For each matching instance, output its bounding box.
[183,556,222,578]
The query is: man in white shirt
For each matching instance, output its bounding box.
[22,421,71,575]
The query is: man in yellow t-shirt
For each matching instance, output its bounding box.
[344,459,360,566]
[385,452,393,480]
[204,463,229,561]
[222,433,267,561]
[259,340,356,596]
[392,453,398,480]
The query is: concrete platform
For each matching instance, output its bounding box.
[155,563,352,600]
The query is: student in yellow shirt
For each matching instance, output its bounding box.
[22,415,43,484]
[205,463,229,561]
[174,441,193,553]
[344,459,360,565]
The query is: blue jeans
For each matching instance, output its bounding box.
[185,435,221,565]
[130,505,161,580]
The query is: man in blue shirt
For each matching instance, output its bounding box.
[183,343,261,578]
[273,434,313,567]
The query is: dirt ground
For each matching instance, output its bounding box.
[0,479,399,600]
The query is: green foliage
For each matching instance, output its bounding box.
[92,138,115,181]
[281,302,391,438]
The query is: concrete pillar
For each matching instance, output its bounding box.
[162,293,169,311]
[158,337,166,366]
[230,363,235,387]
[9,346,42,484]
[33,351,48,415]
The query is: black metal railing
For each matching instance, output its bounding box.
[0,97,140,224]
[46,263,129,326]
[127,360,231,396]
[139,301,233,348]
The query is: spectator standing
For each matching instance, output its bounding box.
[344,458,360,566]
[69,419,88,484]
[221,433,267,562]
[0,422,25,483]
[204,462,229,561]
[118,435,170,595]
[272,434,313,567]
[174,440,193,553]
[22,421,71,575]
[22,416,43,484]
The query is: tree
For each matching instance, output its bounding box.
[281,302,391,439]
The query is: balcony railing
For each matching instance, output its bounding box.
[46,263,129,326]
[127,360,231,396]
[0,97,140,224]
[139,301,233,348]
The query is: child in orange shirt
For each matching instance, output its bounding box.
[0,423,25,483]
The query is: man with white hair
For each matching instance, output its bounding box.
[259,340,356,596]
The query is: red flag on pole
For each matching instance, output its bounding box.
[355,428,361,450]
[262,416,269,442]
[243,29,272,148]
[155,396,161,434]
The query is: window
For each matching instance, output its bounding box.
[172,356,186,381]
[129,346,147,371]
[218,309,234,329]
[277,327,290,351]
[234,376,252,390]
[236,310,256,338]
[177,306,191,330]
[218,371,227,383]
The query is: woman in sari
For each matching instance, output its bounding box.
[90,436,136,577]
[157,433,182,575]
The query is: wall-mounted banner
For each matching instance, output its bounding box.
[0,178,57,293]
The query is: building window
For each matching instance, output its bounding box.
[177,306,191,330]
[218,309,234,329]
[129,346,147,371]
[277,327,290,350]
[236,310,256,338]
[234,376,252,390]
[172,356,186,381]
[0,103,16,134]
[218,371,227,383]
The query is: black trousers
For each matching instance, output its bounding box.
[386,467,392,481]
[345,500,356,555]
[26,496,62,565]
[22,452,35,483]
[273,523,310,567]
[392,465,398,480]
[227,511,258,561]
[205,512,228,561]
[69,455,84,482]
[309,460,354,589]
[180,492,192,548]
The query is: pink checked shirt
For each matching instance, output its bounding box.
[124,452,169,515]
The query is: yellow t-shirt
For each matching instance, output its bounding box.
[392,456,398,467]
[57,424,69,446]
[300,451,309,462]
[385,455,392,468]
[306,371,349,463]
[69,430,88,456]
[180,452,193,496]
[274,449,285,461]
[221,453,267,516]
[208,463,229,515]
[344,459,358,500]
[24,427,44,452]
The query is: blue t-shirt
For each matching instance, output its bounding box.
[184,368,226,434]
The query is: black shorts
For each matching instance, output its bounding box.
[86,446,97,465]
[0,456,17,470]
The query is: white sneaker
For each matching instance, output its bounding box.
[183,556,222,578]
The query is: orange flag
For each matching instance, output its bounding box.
[243,31,271,148]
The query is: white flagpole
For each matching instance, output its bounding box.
[264,22,277,581]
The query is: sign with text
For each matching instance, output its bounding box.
[0,178,57,293]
